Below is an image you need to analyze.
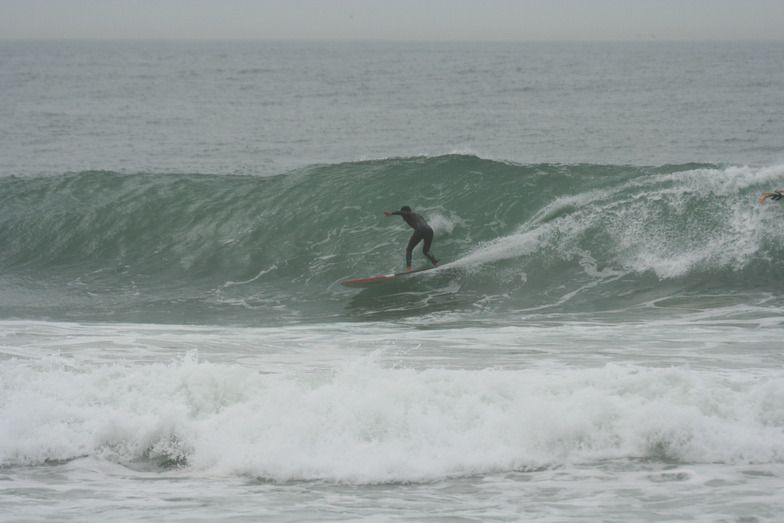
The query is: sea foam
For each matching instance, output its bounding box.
[2,350,782,483]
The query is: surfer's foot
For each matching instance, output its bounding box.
[406,267,412,272]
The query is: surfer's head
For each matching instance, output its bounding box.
[400,206,411,212]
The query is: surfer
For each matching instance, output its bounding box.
[384,206,439,272]
[759,190,784,203]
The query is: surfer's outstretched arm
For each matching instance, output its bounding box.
[760,190,784,203]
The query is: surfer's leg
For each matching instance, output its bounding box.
[406,230,424,269]
[422,229,439,266]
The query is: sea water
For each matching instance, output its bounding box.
[1,41,784,522]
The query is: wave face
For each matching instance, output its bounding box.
[2,155,784,324]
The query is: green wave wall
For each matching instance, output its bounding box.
[2,156,783,323]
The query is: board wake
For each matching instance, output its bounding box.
[341,266,438,288]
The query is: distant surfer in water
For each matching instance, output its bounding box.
[759,190,784,203]
[384,206,439,272]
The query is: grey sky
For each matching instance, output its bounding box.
[2,0,783,41]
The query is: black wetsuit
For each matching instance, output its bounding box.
[390,209,439,268]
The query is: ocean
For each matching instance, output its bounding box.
[1,40,784,522]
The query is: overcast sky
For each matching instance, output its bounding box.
[2,0,783,41]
